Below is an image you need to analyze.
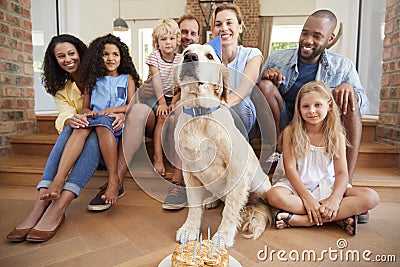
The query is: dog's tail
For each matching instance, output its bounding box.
[240,203,272,239]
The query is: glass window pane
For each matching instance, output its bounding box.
[357,0,386,116]
[31,0,58,113]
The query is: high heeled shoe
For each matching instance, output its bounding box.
[7,227,33,242]
[26,214,65,242]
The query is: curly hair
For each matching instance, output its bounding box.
[41,34,87,96]
[79,33,141,94]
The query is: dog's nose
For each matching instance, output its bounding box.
[183,52,198,62]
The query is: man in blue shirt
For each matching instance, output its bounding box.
[258,9,369,222]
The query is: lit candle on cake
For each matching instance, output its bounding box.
[192,242,197,263]
[217,231,220,255]
[210,242,214,259]
[180,229,186,254]
[200,233,202,250]
[208,227,210,242]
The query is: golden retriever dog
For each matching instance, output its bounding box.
[173,43,272,248]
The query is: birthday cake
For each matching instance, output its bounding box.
[171,240,229,267]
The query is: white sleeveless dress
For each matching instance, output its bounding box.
[272,145,349,201]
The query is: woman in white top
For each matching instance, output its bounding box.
[211,3,263,139]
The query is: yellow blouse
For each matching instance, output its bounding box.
[54,80,83,133]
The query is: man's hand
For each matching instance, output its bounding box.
[331,83,358,115]
[261,68,285,84]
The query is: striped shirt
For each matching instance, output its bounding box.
[145,50,181,97]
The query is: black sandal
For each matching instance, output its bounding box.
[341,215,358,235]
[273,209,293,229]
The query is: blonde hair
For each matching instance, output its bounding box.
[210,3,246,36]
[288,81,346,158]
[152,19,181,50]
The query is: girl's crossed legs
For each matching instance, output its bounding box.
[266,186,379,235]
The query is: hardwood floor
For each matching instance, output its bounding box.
[0,175,399,267]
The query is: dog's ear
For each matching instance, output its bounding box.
[220,65,229,102]
[172,64,181,96]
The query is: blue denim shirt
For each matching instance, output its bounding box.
[259,48,369,114]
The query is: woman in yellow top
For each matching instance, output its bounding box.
[6,34,124,242]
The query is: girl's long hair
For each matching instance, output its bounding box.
[288,81,346,158]
[79,34,141,94]
[41,34,87,96]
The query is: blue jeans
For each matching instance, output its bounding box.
[279,102,294,132]
[37,126,101,196]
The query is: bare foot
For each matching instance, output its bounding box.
[154,159,165,176]
[101,181,119,205]
[40,181,63,200]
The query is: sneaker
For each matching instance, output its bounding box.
[162,182,187,210]
[358,211,369,224]
[87,183,125,211]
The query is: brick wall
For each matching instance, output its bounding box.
[377,0,400,147]
[186,0,259,47]
[0,0,36,157]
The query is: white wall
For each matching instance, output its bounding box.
[59,0,114,45]
[260,0,317,16]
[116,0,185,20]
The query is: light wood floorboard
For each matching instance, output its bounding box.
[0,178,399,267]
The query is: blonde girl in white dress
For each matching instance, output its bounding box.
[266,81,379,235]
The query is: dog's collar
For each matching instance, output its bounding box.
[183,106,220,117]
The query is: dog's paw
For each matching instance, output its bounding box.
[212,230,235,248]
[176,225,200,244]
[203,196,220,210]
